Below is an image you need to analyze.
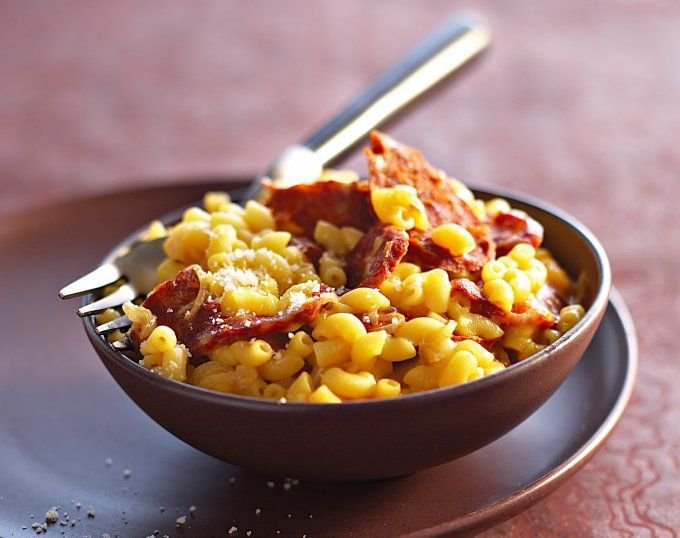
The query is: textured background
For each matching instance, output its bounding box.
[2,0,679,535]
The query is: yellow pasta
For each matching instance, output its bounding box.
[230,339,274,367]
[312,313,367,343]
[203,191,231,213]
[221,288,280,316]
[147,326,177,353]
[163,221,211,265]
[287,331,314,357]
[122,136,586,402]
[321,368,377,399]
[243,200,275,232]
[351,330,388,370]
[258,350,304,382]
[557,305,585,334]
[422,269,451,313]
[395,317,445,345]
[286,372,314,402]
[370,185,430,230]
[313,338,352,368]
[143,220,168,240]
[380,336,417,362]
[483,279,514,312]
[191,361,235,392]
[307,385,342,404]
[182,207,211,223]
[339,287,390,312]
[431,223,476,256]
[207,344,239,366]
[485,197,511,217]
[374,378,401,398]
[319,252,347,288]
[263,383,287,400]
[159,345,190,382]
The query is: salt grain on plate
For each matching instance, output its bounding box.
[45,508,59,523]
[87,506,96,518]
[123,469,132,478]
[228,526,238,534]
[266,481,275,488]
[176,515,186,526]
[105,458,113,466]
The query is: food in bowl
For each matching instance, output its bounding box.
[102,132,585,402]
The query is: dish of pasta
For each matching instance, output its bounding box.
[100,132,585,402]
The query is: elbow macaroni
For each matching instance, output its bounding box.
[371,185,430,230]
[121,172,585,402]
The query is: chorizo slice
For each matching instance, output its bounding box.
[261,178,375,237]
[365,131,483,229]
[450,278,556,329]
[289,236,324,267]
[535,282,567,316]
[405,229,494,278]
[345,224,409,288]
[133,266,332,355]
[491,210,543,255]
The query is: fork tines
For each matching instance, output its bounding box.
[59,263,122,300]
[96,315,132,335]
[77,284,138,317]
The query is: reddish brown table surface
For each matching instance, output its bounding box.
[2,1,678,535]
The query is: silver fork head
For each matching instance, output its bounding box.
[59,237,167,310]
[59,263,122,299]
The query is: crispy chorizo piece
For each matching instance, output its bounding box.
[289,236,324,267]
[535,282,567,316]
[365,131,494,276]
[261,178,375,237]
[365,131,483,229]
[405,229,494,278]
[451,334,497,350]
[345,224,409,288]
[491,210,543,255]
[133,267,332,355]
[450,278,556,329]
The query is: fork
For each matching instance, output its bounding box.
[59,12,491,349]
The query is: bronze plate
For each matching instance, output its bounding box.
[0,182,636,536]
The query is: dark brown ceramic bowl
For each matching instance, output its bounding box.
[84,183,611,482]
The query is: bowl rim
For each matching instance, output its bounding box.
[84,182,612,412]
